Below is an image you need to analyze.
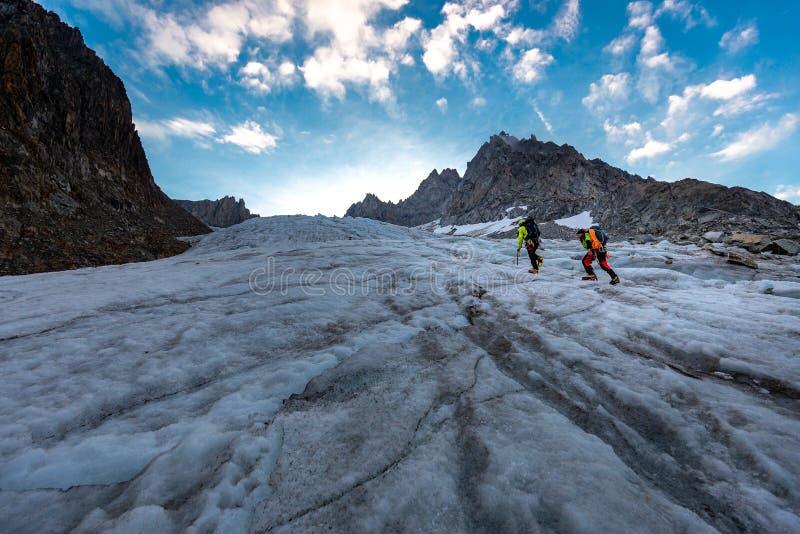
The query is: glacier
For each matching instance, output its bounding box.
[0,215,799,532]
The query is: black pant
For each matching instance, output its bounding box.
[525,240,542,267]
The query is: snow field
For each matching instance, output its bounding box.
[0,215,798,532]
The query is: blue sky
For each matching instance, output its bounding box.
[40,0,800,216]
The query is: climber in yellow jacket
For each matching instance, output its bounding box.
[517,218,543,273]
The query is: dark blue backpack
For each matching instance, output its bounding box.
[590,224,608,246]
[524,219,541,241]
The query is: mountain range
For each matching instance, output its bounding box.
[347,133,800,244]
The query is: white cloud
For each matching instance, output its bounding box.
[139,0,295,69]
[627,1,654,29]
[700,74,756,100]
[422,0,579,83]
[712,92,778,117]
[582,73,631,113]
[218,121,278,154]
[626,138,672,162]
[604,33,636,55]
[301,47,393,103]
[471,96,487,107]
[603,119,643,146]
[551,0,581,43]
[239,59,298,94]
[165,118,216,138]
[720,21,758,53]
[504,27,544,47]
[640,25,664,56]
[300,3,421,105]
[711,113,798,161]
[774,185,800,204]
[656,0,715,29]
[636,25,677,102]
[422,1,508,79]
[135,117,216,141]
[711,124,724,137]
[512,48,554,84]
[662,75,761,131]
[436,97,448,113]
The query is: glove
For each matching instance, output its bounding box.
[516,246,521,252]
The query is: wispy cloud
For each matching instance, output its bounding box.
[720,21,759,53]
[136,116,278,155]
[712,113,798,161]
[135,117,216,141]
[582,72,631,114]
[436,97,448,113]
[512,48,554,84]
[218,121,278,154]
[534,104,554,134]
[774,185,800,204]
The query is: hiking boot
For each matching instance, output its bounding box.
[609,276,620,285]
[581,274,598,281]
[528,268,539,274]
[537,257,544,267]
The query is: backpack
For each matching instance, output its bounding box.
[523,219,541,241]
[590,224,608,246]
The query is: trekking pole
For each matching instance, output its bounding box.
[516,249,519,265]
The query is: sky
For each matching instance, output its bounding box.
[39,0,800,217]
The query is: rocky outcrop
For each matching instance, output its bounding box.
[346,132,800,246]
[345,168,461,226]
[728,252,758,269]
[0,0,210,276]
[174,196,259,228]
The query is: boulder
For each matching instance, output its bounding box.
[761,239,800,256]
[702,231,723,242]
[727,251,758,269]
[702,243,726,257]
[727,232,768,246]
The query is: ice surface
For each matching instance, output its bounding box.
[1,215,799,532]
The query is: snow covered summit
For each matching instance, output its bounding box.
[1,215,799,532]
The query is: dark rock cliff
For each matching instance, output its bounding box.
[174,196,259,228]
[0,0,210,275]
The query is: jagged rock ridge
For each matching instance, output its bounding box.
[347,132,800,241]
[346,168,461,227]
[0,0,210,276]
[174,196,259,228]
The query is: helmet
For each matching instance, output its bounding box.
[518,219,525,226]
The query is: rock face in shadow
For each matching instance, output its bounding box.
[346,132,800,241]
[345,168,461,227]
[0,0,210,276]
[174,196,259,228]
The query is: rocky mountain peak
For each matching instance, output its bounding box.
[345,167,462,226]
[174,196,259,228]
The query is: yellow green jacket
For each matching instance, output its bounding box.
[517,221,533,248]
